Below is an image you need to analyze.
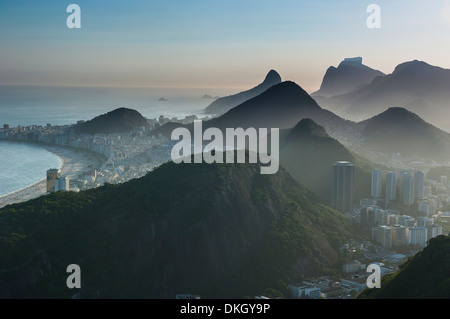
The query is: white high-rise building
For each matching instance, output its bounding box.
[417,217,434,227]
[431,225,443,238]
[385,172,396,201]
[398,215,415,227]
[376,209,388,225]
[392,225,408,246]
[46,168,61,193]
[418,201,431,216]
[402,174,415,206]
[55,177,69,192]
[371,170,382,198]
[387,214,398,225]
[441,176,448,186]
[374,225,393,249]
[408,226,428,247]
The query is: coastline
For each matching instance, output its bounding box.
[0,143,104,209]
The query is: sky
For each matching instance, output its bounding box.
[1,0,450,92]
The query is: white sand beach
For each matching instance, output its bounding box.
[0,145,103,208]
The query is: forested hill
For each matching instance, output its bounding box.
[0,158,353,298]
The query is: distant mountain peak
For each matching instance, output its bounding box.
[276,80,323,97]
[384,106,413,114]
[341,57,363,65]
[203,69,282,115]
[392,60,439,76]
[360,107,427,129]
[256,80,322,107]
[209,80,347,131]
[75,107,148,135]
[372,107,422,121]
[271,80,309,94]
[317,59,450,131]
[263,69,282,84]
[356,106,450,161]
[313,57,384,98]
[286,118,329,142]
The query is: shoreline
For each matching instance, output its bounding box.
[0,142,104,209]
[0,177,47,203]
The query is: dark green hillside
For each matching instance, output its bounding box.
[0,157,353,298]
[75,107,148,135]
[359,235,450,299]
[280,118,373,203]
[357,107,450,161]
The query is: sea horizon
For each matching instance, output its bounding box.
[0,85,234,127]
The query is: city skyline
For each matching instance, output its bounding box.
[1,1,450,91]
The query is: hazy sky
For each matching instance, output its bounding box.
[1,0,450,92]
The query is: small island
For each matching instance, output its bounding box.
[201,94,220,100]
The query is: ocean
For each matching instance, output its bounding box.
[0,141,63,197]
[0,85,232,197]
[0,85,231,127]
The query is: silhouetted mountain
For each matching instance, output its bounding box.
[319,60,450,131]
[359,235,450,299]
[209,81,352,138]
[201,94,218,100]
[75,107,148,135]
[203,70,282,115]
[285,118,329,141]
[280,118,373,203]
[354,107,450,161]
[312,57,384,98]
[0,158,353,298]
[155,81,354,141]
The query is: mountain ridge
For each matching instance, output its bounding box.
[317,60,450,131]
[0,158,353,298]
[208,81,352,140]
[203,70,282,115]
[279,118,373,203]
[354,107,450,160]
[312,57,385,98]
[74,107,148,135]
[359,235,450,299]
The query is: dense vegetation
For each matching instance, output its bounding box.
[280,118,375,203]
[359,235,450,299]
[0,158,353,298]
[357,107,450,161]
[74,107,148,134]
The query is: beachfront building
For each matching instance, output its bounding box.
[47,168,69,192]
[55,177,69,192]
[46,168,61,192]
